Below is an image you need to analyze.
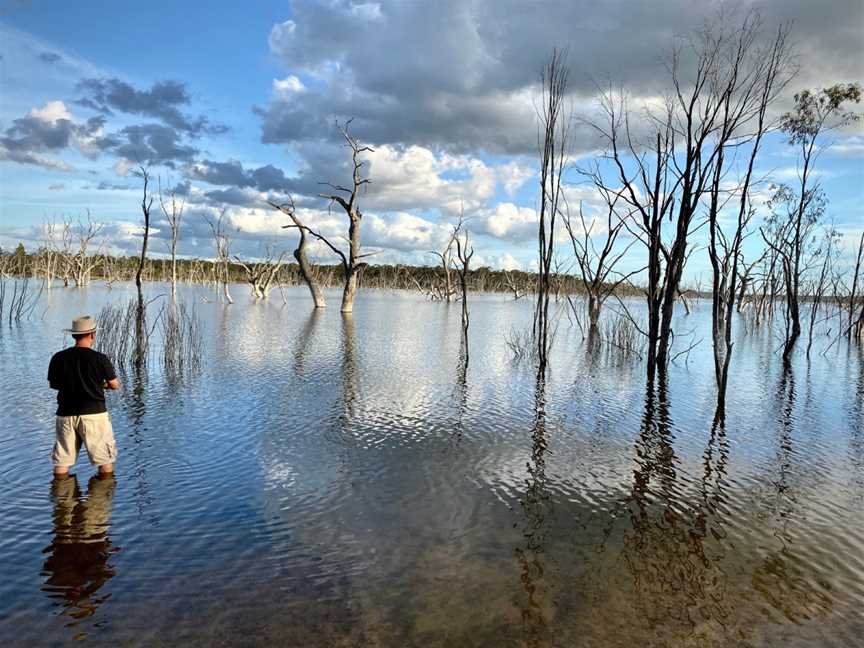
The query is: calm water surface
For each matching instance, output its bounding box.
[1,284,862,647]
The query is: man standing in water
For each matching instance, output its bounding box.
[48,315,120,477]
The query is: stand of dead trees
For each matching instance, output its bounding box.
[273,121,375,313]
[589,10,809,396]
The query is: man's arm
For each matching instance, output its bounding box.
[48,355,60,390]
[102,354,120,390]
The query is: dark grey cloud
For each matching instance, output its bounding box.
[0,99,205,171]
[169,179,192,196]
[2,115,75,152]
[39,52,61,63]
[204,187,261,207]
[0,111,105,169]
[184,158,303,194]
[257,0,864,154]
[76,78,228,136]
[186,159,255,187]
[48,183,65,190]
[111,124,198,166]
[250,164,293,192]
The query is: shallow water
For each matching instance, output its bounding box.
[1,283,862,647]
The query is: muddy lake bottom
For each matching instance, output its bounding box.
[1,283,862,647]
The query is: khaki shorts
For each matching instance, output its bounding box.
[53,412,117,467]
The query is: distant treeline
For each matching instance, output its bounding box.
[0,244,647,299]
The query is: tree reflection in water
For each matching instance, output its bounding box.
[750,366,833,625]
[601,379,737,645]
[596,368,836,645]
[292,309,323,377]
[341,313,358,423]
[41,475,118,635]
[516,373,553,648]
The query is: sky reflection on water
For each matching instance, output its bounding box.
[0,284,862,646]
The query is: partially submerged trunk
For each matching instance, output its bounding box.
[341,268,360,314]
[271,199,326,308]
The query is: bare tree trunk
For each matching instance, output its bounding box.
[806,230,836,357]
[848,232,864,337]
[707,20,791,420]
[204,208,234,304]
[159,178,184,300]
[271,196,327,308]
[134,166,153,371]
[319,120,374,314]
[456,231,474,364]
[535,48,570,373]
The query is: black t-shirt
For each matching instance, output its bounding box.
[48,347,117,416]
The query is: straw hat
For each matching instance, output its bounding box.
[64,315,97,335]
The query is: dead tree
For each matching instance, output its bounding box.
[430,223,460,302]
[503,271,525,300]
[591,11,795,381]
[134,166,153,297]
[705,16,793,419]
[271,196,327,308]
[535,48,571,373]
[765,83,861,360]
[35,218,62,287]
[203,208,234,304]
[62,213,103,287]
[234,246,288,299]
[133,166,153,370]
[848,232,864,339]
[318,120,374,313]
[429,206,469,302]
[159,178,185,299]
[805,228,838,356]
[564,170,641,335]
[735,252,767,312]
[455,230,474,363]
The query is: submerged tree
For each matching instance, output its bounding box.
[455,228,474,364]
[159,178,185,299]
[203,208,234,304]
[564,169,641,336]
[271,195,327,308]
[62,213,104,287]
[591,10,799,382]
[234,246,288,300]
[762,83,861,361]
[535,48,571,373]
[848,233,864,339]
[319,120,374,313]
[705,16,794,420]
[429,225,460,303]
[133,166,154,370]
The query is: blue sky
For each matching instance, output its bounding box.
[1,0,862,284]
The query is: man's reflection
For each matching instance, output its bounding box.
[42,474,118,625]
